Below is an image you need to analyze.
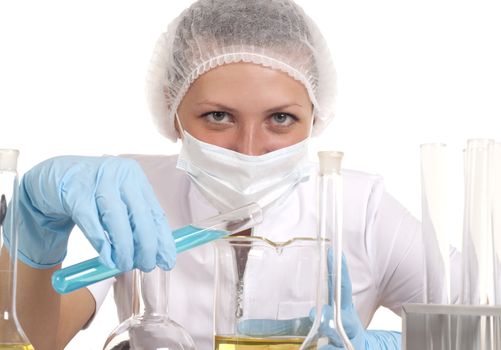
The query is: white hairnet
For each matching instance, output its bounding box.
[146,0,336,142]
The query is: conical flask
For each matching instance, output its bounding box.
[0,149,33,350]
[300,151,353,349]
[103,267,196,350]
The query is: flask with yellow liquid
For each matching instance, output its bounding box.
[0,149,34,350]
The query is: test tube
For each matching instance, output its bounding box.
[420,143,450,304]
[493,143,501,305]
[421,143,452,350]
[461,139,495,305]
[52,202,262,294]
[493,143,501,346]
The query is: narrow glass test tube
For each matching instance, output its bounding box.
[492,143,501,347]
[493,143,501,305]
[461,139,495,305]
[52,202,263,294]
[421,144,452,350]
[420,143,450,304]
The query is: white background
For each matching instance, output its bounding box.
[1,0,501,348]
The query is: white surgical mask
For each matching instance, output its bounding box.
[176,125,313,214]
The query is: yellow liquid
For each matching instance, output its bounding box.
[215,335,306,350]
[0,345,34,350]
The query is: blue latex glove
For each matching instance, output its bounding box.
[319,254,401,349]
[236,252,401,349]
[13,155,175,271]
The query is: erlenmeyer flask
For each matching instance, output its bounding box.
[0,149,33,350]
[103,267,196,350]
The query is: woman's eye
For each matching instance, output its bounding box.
[270,113,297,126]
[204,111,230,123]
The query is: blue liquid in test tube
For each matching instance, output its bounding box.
[52,203,262,294]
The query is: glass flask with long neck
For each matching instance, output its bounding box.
[300,151,353,349]
[0,149,33,350]
[103,268,196,350]
[103,203,263,350]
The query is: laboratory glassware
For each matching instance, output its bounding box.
[0,149,33,350]
[492,143,501,346]
[461,139,495,305]
[214,235,322,350]
[301,151,351,349]
[52,202,263,294]
[421,143,450,304]
[103,267,195,350]
[457,139,495,350]
[493,143,501,305]
[420,143,452,350]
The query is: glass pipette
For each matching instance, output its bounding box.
[52,202,263,294]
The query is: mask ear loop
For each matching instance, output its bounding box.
[175,112,186,139]
[306,106,316,139]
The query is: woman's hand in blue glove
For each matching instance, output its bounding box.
[236,252,401,349]
[16,155,175,272]
[319,253,401,349]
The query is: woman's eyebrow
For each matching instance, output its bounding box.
[195,101,238,113]
[195,101,305,113]
[264,103,304,113]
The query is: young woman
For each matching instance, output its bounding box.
[8,0,424,348]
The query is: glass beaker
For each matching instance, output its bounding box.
[103,267,196,350]
[214,236,322,349]
[0,149,33,350]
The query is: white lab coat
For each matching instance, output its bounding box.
[89,154,426,350]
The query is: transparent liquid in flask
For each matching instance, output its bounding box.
[103,268,196,350]
[0,150,33,350]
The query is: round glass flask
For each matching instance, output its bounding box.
[103,267,196,350]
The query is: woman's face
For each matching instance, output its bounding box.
[177,63,314,156]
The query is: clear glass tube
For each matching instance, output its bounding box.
[493,143,501,305]
[0,149,33,349]
[302,151,352,349]
[461,139,495,305]
[103,267,196,350]
[52,202,263,294]
[420,143,452,350]
[492,143,501,347]
[420,143,451,304]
